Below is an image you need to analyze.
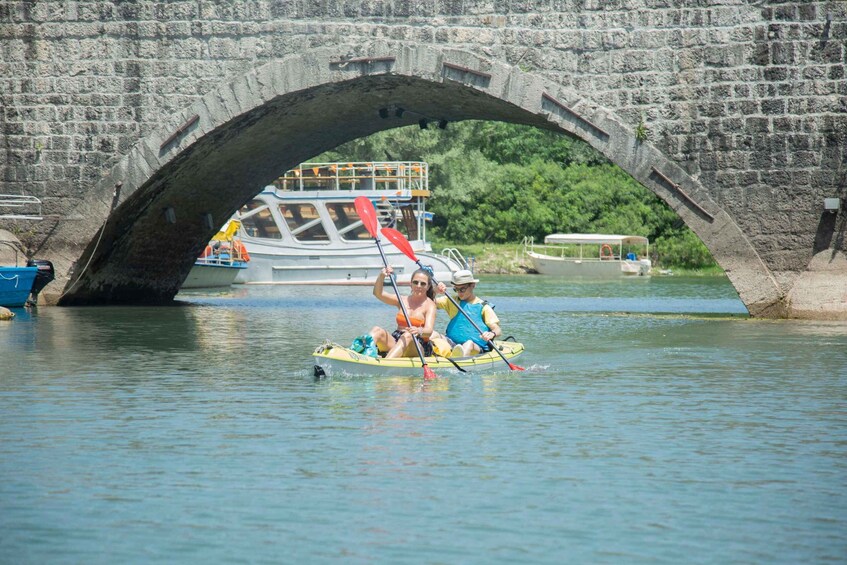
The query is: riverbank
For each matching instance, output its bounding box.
[437,241,530,275]
[432,241,725,276]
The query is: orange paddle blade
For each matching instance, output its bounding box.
[354,196,379,238]
[423,365,437,381]
[381,227,418,262]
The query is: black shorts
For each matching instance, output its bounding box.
[392,329,433,356]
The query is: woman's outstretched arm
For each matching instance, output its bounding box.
[373,266,400,307]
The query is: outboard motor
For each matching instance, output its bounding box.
[26,259,55,305]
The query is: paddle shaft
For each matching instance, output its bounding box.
[373,239,430,365]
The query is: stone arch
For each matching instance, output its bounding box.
[54,43,782,315]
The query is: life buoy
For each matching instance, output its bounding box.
[600,244,614,260]
[200,245,214,259]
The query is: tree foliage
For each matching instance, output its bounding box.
[319,121,717,268]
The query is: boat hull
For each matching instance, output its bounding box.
[0,266,37,307]
[182,262,247,289]
[313,340,525,377]
[237,245,458,285]
[528,251,650,277]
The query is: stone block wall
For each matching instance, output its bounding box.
[0,1,845,313]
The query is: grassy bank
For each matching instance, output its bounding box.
[432,241,531,274]
[431,240,725,276]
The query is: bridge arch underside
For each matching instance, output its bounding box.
[58,66,776,315]
[61,74,564,305]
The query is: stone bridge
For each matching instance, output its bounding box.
[1,1,845,318]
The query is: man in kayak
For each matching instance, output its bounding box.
[433,270,501,358]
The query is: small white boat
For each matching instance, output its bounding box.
[233,161,465,285]
[182,220,249,289]
[312,340,525,377]
[525,233,652,277]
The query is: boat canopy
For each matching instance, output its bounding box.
[210,219,242,242]
[271,161,429,196]
[543,233,649,246]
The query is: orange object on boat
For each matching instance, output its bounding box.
[232,240,250,262]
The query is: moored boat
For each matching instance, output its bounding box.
[525,233,652,277]
[0,264,38,308]
[0,240,54,308]
[312,340,525,377]
[233,161,466,285]
[0,259,53,308]
[182,220,250,289]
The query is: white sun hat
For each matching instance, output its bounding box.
[451,270,479,285]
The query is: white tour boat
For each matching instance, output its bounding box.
[233,161,466,285]
[525,233,652,277]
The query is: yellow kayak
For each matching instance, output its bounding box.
[312,340,525,377]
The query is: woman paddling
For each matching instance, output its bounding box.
[352,266,436,358]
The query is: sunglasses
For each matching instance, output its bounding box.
[452,284,471,292]
[411,280,429,287]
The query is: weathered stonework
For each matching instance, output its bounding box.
[0,1,845,317]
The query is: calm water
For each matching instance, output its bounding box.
[2,276,846,564]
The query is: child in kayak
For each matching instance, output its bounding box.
[432,269,501,358]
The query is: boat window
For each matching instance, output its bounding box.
[238,200,282,239]
[326,203,370,240]
[279,203,329,241]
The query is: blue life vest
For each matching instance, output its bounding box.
[446,300,490,348]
